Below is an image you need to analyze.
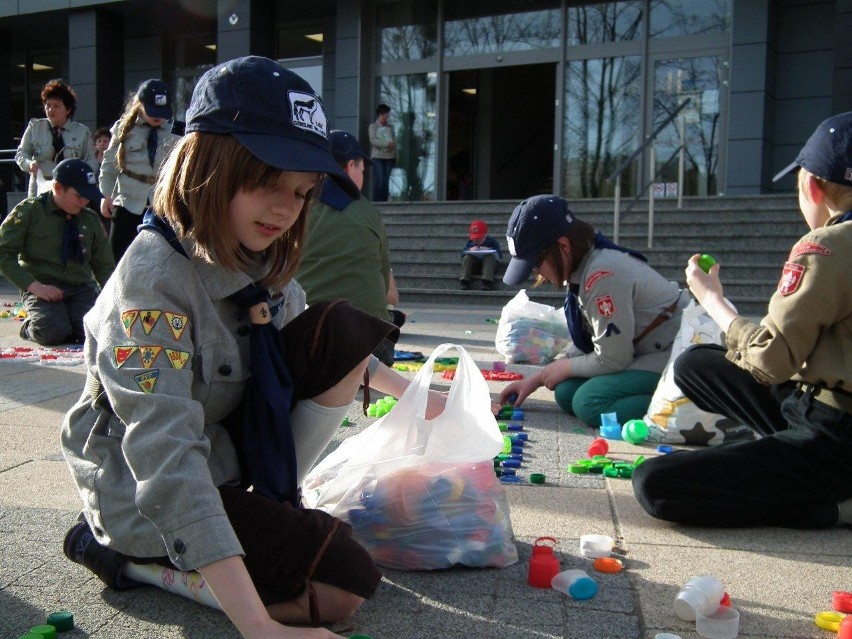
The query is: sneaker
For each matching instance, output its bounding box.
[19,318,31,341]
[460,280,471,290]
[63,519,143,590]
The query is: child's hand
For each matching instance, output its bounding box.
[685,254,724,306]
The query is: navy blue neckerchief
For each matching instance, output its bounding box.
[138,210,300,506]
[564,232,647,354]
[319,175,355,211]
[836,211,852,223]
[46,193,85,266]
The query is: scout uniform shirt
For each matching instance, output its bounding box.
[725,212,852,390]
[0,192,114,291]
[15,118,96,197]
[99,117,179,215]
[61,229,304,571]
[568,247,688,378]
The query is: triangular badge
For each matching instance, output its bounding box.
[139,346,163,368]
[165,348,190,369]
[134,369,160,394]
[121,310,139,337]
[164,312,189,340]
[113,346,138,368]
[140,310,162,335]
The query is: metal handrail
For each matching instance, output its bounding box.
[607,98,691,247]
[0,148,17,164]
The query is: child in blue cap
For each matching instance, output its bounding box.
[633,112,852,528]
[60,56,448,639]
[498,194,688,426]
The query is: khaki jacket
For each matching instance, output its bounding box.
[726,214,852,390]
[15,118,95,197]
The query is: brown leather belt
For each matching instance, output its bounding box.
[798,382,852,414]
[122,168,157,185]
[633,291,683,346]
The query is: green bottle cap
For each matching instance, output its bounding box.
[698,254,716,273]
[529,473,546,484]
[46,611,74,632]
[29,626,57,639]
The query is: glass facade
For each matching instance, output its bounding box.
[373,0,732,202]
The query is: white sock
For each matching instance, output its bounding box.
[291,400,350,487]
[123,562,221,609]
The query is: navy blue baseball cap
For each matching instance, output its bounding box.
[772,111,852,185]
[185,56,359,198]
[329,129,372,166]
[137,79,173,120]
[54,158,101,202]
[503,195,576,286]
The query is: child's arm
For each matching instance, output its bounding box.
[684,254,737,333]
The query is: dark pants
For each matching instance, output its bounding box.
[21,284,98,345]
[372,158,394,202]
[110,206,142,263]
[632,344,852,528]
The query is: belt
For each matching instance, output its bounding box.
[633,290,683,346]
[798,382,852,414]
[122,169,157,185]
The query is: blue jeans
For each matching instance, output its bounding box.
[372,158,394,202]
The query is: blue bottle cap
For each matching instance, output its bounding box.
[600,423,622,440]
[568,577,599,600]
[500,467,516,476]
[501,459,521,468]
[514,432,529,441]
[509,452,524,460]
[656,445,673,454]
[500,475,522,483]
[509,435,524,445]
[507,423,524,431]
[512,409,525,420]
[511,445,524,455]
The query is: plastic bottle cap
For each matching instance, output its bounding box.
[580,534,614,558]
[568,576,598,600]
[593,557,623,573]
[500,475,522,483]
[46,611,74,632]
[815,610,845,632]
[600,423,622,439]
[695,605,739,639]
[834,590,852,613]
[673,586,712,621]
[28,626,57,639]
[529,473,545,484]
[839,616,852,639]
[568,463,589,474]
[698,254,717,273]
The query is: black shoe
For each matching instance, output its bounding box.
[19,318,30,341]
[460,280,471,290]
[482,280,495,291]
[63,519,143,590]
[389,309,406,328]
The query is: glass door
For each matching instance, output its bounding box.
[650,52,729,197]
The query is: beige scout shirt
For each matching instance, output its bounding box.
[725,213,852,391]
[15,118,95,197]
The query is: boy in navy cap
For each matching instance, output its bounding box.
[633,112,852,529]
[0,158,114,345]
[297,128,403,365]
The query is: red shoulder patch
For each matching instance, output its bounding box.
[596,294,616,317]
[778,261,806,296]
[584,270,615,293]
[789,242,831,259]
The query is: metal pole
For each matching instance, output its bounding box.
[613,175,621,244]
[648,146,655,248]
[677,113,685,209]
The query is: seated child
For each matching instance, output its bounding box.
[460,219,502,290]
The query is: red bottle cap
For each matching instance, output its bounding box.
[834,590,852,613]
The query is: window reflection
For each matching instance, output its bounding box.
[653,56,723,196]
[562,56,641,199]
[567,2,644,45]
[444,0,560,57]
[377,0,438,62]
[377,72,437,201]
[650,0,731,38]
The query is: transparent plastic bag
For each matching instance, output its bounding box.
[303,344,518,570]
[495,289,570,364]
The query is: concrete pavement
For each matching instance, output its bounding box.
[1,278,850,639]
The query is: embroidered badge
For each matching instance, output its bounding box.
[596,294,616,317]
[585,270,615,293]
[789,242,831,259]
[139,345,163,368]
[121,310,139,338]
[114,346,138,368]
[778,261,806,296]
[165,348,190,369]
[164,312,189,341]
[288,90,328,138]
[140,310,162,335]
[134,369,160,394]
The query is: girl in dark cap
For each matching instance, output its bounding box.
[61,56,447,639]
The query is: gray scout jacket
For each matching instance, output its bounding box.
[61,229,305,571]
[15,118,95,197]
[568,247,689,378]
[98,117,179,215]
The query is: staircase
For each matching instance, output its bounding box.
[381,195,803,316]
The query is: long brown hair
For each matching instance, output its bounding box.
[151,132,315,290]
[112,93,145,172]
[534,218,597,289]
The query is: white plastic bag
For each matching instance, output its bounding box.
[303,343,518,570]
[644,300,752,445]
[495,289,570,364]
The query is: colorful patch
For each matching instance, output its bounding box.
[139,346,163,368]
[778,261,806,296]
[596,294,616,317]
[789,242,831,259]
[164,312,189,341]
[584,269,615,293]
[121,310,139,338]
[165,348,190,369]
[113,346,138,368]
[134,369,160,394]
[140,310,162,335]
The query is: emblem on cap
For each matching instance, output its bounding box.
[288,91,327,138]
[155,94,168,106]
